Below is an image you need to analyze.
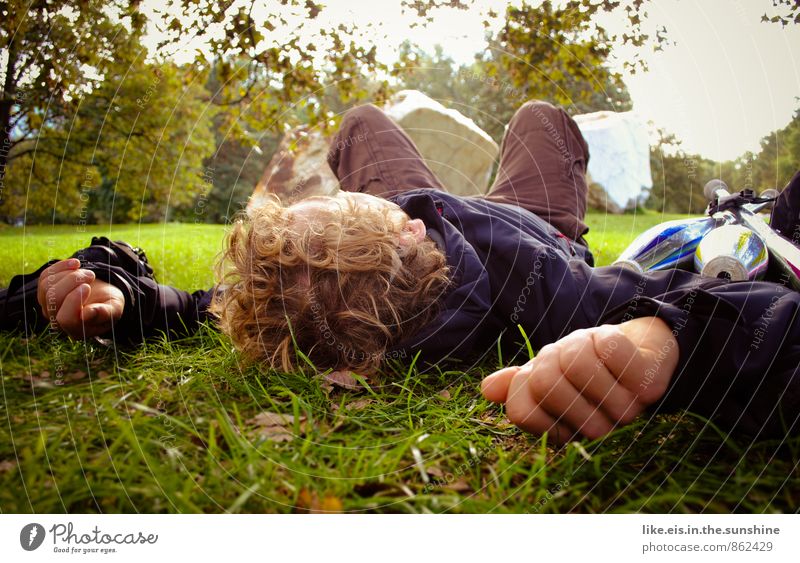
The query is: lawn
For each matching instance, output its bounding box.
[1,212,798,513]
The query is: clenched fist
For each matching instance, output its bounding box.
[37,258,125,339]
[481,317,679,445]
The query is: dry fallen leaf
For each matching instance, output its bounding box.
[258,428,295,442]
[426,466,444,478]
[317,379,334,393]
[23,373,55,388]
[67,370,87,381]
[444,479,472,493]
[296,488,314,510]
[320,370,362,390]
[0,460,17,473]
[319,495,343,513]
[247,411,308,442]
[248,412,299,427]
[295,488,343,513]
[331,398,374,412]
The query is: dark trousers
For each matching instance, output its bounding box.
[771,170,800,243]
[326,100,591,242]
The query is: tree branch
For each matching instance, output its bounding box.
[9,144,98,168]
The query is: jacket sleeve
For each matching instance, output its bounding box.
[0,237,218,343]
[0,258,59,335]
[596,269,800,439]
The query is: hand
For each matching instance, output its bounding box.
[37,258,125,339]
[481,317,679,446]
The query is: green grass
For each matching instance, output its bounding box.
[0,223,222,289]
[1,212,798,513]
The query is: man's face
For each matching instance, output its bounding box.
[288,192,427,243]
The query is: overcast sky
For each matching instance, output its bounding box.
[144,0,800,161]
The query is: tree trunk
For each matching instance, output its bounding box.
[0,41,18,190]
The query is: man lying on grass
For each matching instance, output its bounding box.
[3,101,800,445]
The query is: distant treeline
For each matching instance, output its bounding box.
[647,112,800,214]
[2,0,795,224]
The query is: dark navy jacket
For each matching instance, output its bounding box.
[3,189,799,438]
[387,190,800,439]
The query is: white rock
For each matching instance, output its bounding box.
[248,90,500,215]
[574,111,653,211]
[383,90,499,196]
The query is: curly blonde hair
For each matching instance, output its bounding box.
[210,195,450,374]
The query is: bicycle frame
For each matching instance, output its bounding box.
[613,180,800,291]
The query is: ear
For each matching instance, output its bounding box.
[402,218,427,243]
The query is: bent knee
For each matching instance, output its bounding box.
[341,103,384,126]
[515,99,563,123]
